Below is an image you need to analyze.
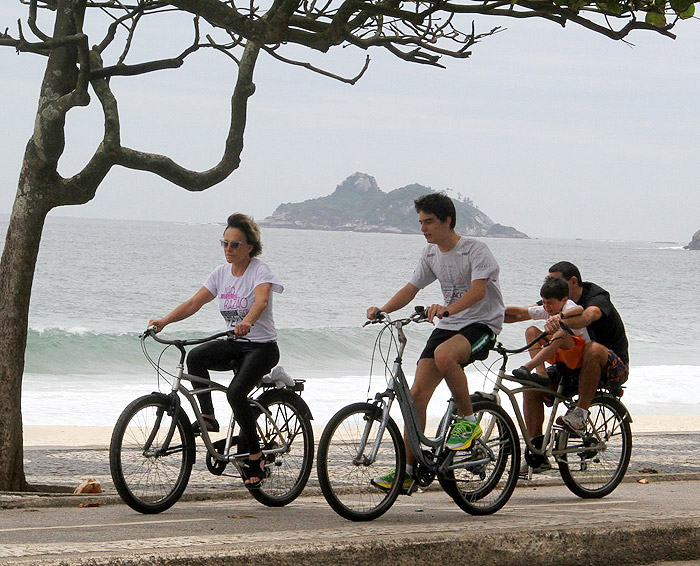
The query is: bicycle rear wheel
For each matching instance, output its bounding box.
[317,402,405,521]
[110,393,195,514]
[438,399,520,515]
[557,395,632,498]
[249,389,314,507]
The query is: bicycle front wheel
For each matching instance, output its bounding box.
[249,389,315,507]
[557,395,632,498]
[109,394,195,514]
[439,399,520,515]
[317,402,405,521]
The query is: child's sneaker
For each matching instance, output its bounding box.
[446,417,482,451]
[556,407,589,438]
[371,468,413,492]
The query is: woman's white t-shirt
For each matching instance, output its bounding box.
[204,258,283,342]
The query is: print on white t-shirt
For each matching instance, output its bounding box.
[204,258,283,342]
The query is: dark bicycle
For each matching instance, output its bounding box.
[316,306,520,521]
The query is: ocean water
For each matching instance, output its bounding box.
[1,215,698,426]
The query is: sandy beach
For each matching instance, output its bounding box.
[23,414,699,447]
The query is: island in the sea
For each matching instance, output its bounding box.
[260,172,528,238]
[685,229,700,250]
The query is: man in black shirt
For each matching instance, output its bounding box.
[545,261,629,437]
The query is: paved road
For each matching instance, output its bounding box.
[1,480,699,565]
[1,431,699,565]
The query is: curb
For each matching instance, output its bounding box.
[7,520,700,566]
[3,473,699,511]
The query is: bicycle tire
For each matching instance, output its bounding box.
[317,402,405,521]
[248,389,315,507]
[109,393,195,514]
[438,399,520,515]
[557,394,632,498]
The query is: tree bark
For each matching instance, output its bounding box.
[0,148,52,491]
[0,0,84,492]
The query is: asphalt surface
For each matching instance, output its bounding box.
[1,431,699,565]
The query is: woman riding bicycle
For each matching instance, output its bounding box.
[148,212,283,487]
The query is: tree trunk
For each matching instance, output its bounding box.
[0,150,51,491]
[0,0,79,492]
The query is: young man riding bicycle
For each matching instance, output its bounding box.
[366,192,505,491]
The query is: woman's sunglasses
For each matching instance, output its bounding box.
[220,240,246,249]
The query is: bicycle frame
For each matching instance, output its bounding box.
[485,340,619,463]
[362,314,485,476]
[148,333,290,464]
[486,354,569,461]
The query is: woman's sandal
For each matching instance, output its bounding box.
[241,454,266,489]
[192,415,220,435]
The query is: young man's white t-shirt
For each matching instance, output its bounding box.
[204,258,283,342]
[409,237,505,334]
[527,300,591,342]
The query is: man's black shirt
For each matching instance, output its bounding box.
[578,282,629,365]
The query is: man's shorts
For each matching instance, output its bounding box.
[418,323,496,365]
[605,349,629,389]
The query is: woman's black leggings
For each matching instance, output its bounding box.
[186,339,280,455]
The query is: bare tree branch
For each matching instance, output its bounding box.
[0,28,86,53]
[115,6,144,65]
[90,46,197,77]
[58,48,122,205]
[28,0,51,41]
[55,32,91,112]
[263,46,371,83]
[113,41,261,191]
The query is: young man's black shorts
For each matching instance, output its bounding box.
[419,323,496,365]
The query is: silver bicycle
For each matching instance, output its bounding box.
[316,306,520,521]
[489,326,632,498]
[109,327,314,513]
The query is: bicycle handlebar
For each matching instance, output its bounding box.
[363,305,448,327]
[141,327,241,347]
[495,317,575,355]
[559,320,574,335]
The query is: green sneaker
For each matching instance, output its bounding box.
[446,417,482,451]
[371,468,413,492]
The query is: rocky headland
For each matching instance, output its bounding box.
[260,173,528,238]
[685,230,700,250]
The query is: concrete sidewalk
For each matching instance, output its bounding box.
[8,430,700,506]
[1,432,699,565]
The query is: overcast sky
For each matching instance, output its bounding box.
[2,4,699,243]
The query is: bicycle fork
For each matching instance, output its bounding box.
[144,363,187,457]
[354,393,395,466]
[144,393,182,457]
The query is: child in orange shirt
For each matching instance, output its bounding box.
[506,277,590,379]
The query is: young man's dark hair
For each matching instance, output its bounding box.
[540,276,569,301]
[548,261,582,283]
[414,193,456,229]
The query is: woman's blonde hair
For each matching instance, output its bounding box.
[225,213,262,257]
